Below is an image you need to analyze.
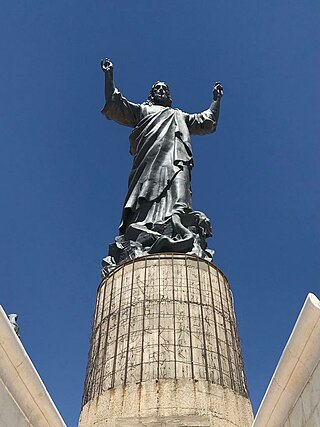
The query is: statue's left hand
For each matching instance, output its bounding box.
[213,82,223,100]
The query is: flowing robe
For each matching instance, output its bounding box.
[103,89,216,226]
[102,88,218,266]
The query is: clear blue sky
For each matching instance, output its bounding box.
[1,1,319,425]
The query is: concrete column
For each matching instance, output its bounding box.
[79,253,253,426]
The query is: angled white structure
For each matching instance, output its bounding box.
[0,305,66,427]
[253,293,320,427]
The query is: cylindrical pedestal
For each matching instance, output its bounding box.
[79,254,253,426]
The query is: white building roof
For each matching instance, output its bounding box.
[253,293,320,427]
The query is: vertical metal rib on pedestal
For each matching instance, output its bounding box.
[81,253,248,408]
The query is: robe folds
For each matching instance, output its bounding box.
[102,88,218,269]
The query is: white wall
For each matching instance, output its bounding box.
[0,305,66,427]
[283,360,320,427]
[0,377,32,427]
[253,293,320,427]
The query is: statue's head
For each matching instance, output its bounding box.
[146,81,172,107]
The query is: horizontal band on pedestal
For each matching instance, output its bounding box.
[99,253,229,292]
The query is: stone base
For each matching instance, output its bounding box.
[79,254,253,426]
[79,379,253,427]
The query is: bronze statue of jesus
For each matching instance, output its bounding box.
[101,59,223,274]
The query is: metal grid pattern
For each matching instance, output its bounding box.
[82,254,248,407]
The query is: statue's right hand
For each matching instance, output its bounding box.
[101,58,113,73]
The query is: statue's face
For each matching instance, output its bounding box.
[152,82,171,106]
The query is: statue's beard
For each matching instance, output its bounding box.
[152,94,172,107]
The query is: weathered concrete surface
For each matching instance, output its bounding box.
[79,254,253,426]
[79,379,253,427]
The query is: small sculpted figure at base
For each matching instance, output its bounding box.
[8,313,20,337]
[100,59,223,275]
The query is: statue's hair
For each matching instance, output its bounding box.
[143,81,172,107]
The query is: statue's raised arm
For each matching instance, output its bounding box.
[210,81,223,125]
[101,58,115,103]
[101,58,142,128]
[186,82,223,135]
